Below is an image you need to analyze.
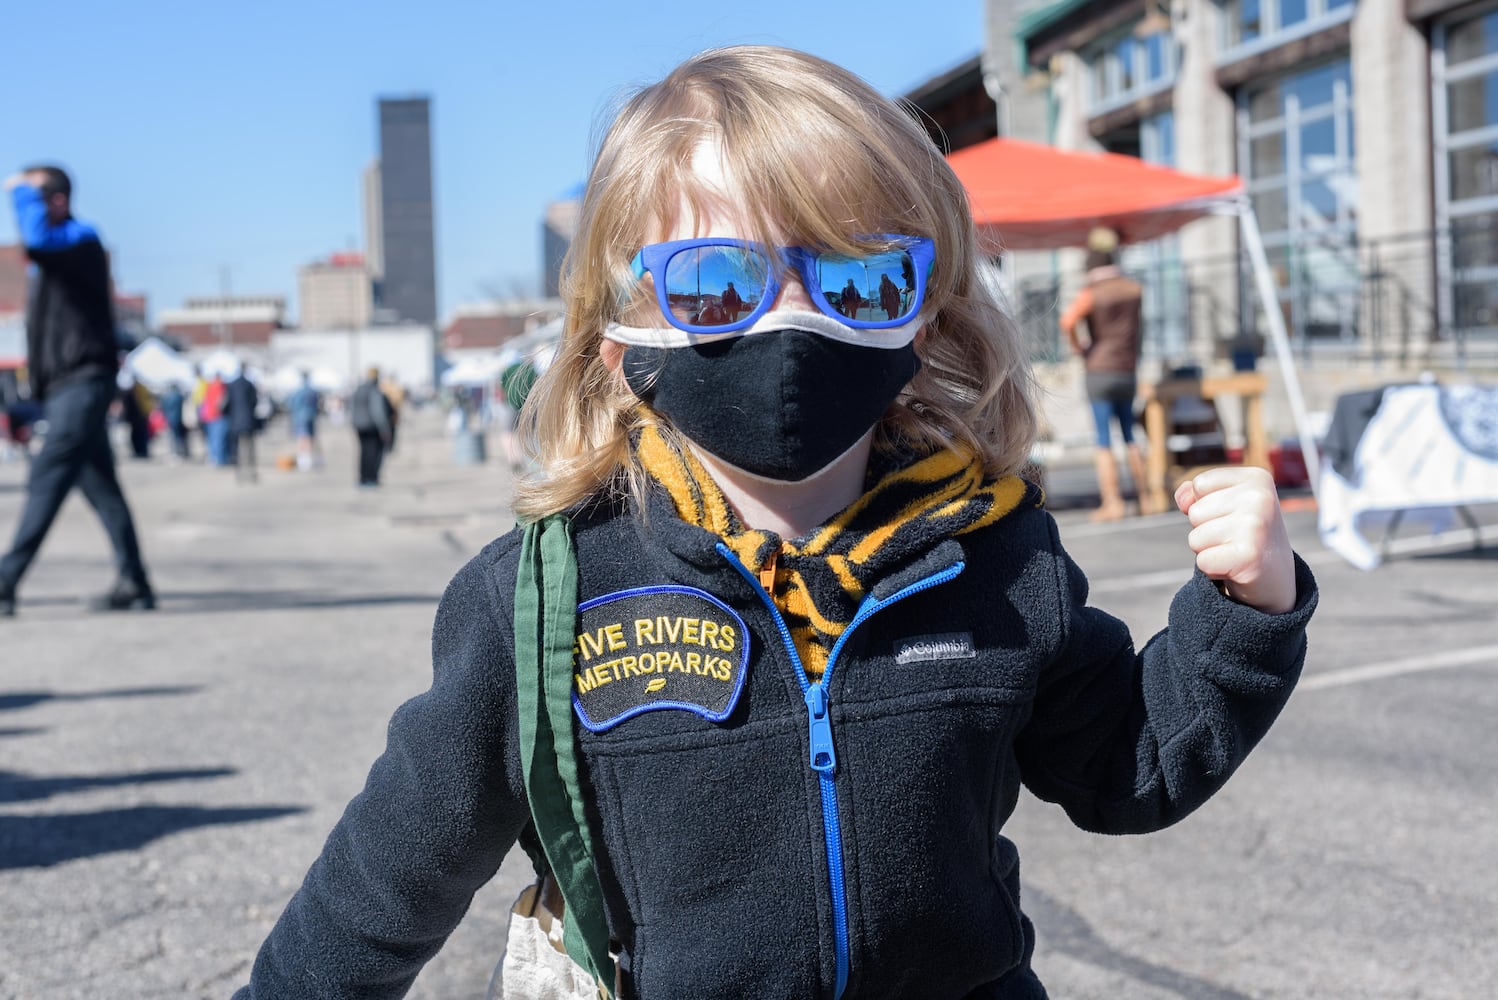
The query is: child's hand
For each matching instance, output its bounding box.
[1175,466,1297,614]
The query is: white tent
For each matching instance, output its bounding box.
[198,349,244,381]
[440,353,510,389]
[123,336,197,392]
[501,317,564,374]
[440,318,564,389]
[265,364,343,398]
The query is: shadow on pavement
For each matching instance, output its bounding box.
[1025,885,1255,1000]
[0,804,305,869]
[0,593,90,609]
[1409,546,1498,563]
[0,766,237,803]
[0,685,203,713]
[155,589,439,613]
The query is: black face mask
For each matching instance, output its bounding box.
[623,330,919,482]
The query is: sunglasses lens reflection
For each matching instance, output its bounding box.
[663,246,768,328]
[816,250,917,324]
[656,242,922,329]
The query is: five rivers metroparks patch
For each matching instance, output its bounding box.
[572,585,750,732]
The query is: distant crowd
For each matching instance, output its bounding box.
[1,362,413,489]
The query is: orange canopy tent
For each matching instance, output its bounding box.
[946,136,1323,496]
[945,136,1244,251]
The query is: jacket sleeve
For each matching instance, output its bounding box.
[236,540,531,999]
[12,184,99,254]
[1014,514,1317,835]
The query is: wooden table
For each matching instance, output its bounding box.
[1140,371,1269,513]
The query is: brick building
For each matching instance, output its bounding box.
[157,295,286,348]
[0,244,27,317]
[443,299,562,351]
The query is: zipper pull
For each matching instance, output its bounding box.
[758,545,779,596]
[805,683,836,774]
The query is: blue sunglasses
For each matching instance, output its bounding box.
[628,234,935,335]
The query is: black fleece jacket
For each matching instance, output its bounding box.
[11,188,116,400]
[237,483,1317,999]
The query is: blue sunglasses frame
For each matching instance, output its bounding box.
[628,234,935,335]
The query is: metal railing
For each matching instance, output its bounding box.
[1013,226,1498,370]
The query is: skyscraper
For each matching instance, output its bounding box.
[376,97,437,327]
[542,183,583,299]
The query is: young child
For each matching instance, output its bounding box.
[237,46,1316,1000]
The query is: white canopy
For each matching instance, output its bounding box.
[199,349,244,381]
[265,364,344,397]
[440,353,511,388]
[441,319,564,389]
[123,337,196,392]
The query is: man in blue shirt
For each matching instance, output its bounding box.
[286,370,321,471]
[0,166,154,616]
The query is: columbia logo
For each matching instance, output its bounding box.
[894,632,976,665]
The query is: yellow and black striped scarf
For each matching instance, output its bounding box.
[638,425,1033,678]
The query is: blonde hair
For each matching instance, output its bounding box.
[514,45,1037,520]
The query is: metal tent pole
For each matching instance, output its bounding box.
[1237,201,1321,498]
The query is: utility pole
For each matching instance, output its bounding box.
[219,265,235,348]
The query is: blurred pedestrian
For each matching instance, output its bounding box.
[0,166,154,616]
[200,373,230,466]
[349,366,393,488]
[841,276,862,318]
[224,367,260,483]
[379,374,404,453]
[286,370,321,471]
[878,272,901,320]
[158,381,189,460]
[499,358,537,473]
[118,372,152,459]
[1060,227,1157,520]
[720,280,743,322]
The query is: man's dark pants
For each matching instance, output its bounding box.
[357,430,384,485]
[234,432,258,483]
[0,377,148,591]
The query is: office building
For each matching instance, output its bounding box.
[542,184,583,299]
[1004,0,1498,364]
[299,252,374,330]
[377,97,437,327]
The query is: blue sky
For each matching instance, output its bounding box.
[2,0,984,326]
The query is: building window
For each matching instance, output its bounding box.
[1219,0,1355,63]
[1434,4,1498,336]
[1098,110,1192,362]
[1086,23,1178,114]
[1238,59,1358,342]
[1139,111,1190,360]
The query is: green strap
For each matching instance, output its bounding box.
[515,515,614,996]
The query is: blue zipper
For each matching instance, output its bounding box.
[718,542,964,999]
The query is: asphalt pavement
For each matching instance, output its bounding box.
[1,412,1494,999]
